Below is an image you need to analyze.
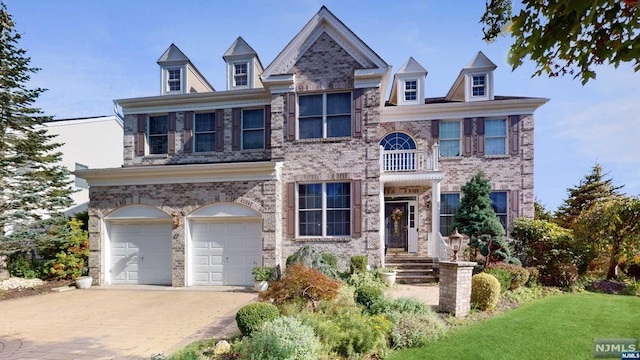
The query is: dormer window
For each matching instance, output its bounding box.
[234,63,248,87]
[472,74,486,97]
[404,80,417,101]
[167,69,181,92]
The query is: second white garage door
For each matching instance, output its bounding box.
[190,221,262,286]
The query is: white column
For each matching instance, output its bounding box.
[430,179,441,257]
[379,181,386,267]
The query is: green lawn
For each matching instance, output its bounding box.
[388,293,640,360]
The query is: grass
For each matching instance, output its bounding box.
[388,293,640,360]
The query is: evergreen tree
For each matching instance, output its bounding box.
[452,172,517,265]
[554,163,622,230]
[0,3,74,252]
[533,200,552,221]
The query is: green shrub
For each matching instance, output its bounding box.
[525,267,540,286]
[252,266,274,281]
[350,255,368,274]
[342,269,387,290]
[235,302,280,337]
[298,307,389,359]
[286,245,338,278]
[41,218,89,280]
[471,273,501,311]
[622,282,640,296]
[486,262,530,290]
[7,251,43,279]
[238,316,322,360]
[368,296,435,316]
[483,267,511,294]
[322,252,337,268]
[388,312,447,349]
[619,255,640,281]
[355,286,383,309]
[540,260,579,287]
[259,264,341,308]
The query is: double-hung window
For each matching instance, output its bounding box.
[242,109,264,149]
[234,63,248,87]
[148,115,168,154]
[298,92,351,139]
[168,69,181,92]
[472,74,486,97]
[404,80,417,101]
[298,182,351,237]
[194,113,216,152]
[485,119,507,155]
[490,191,508,230]
[439,121,461,157]
[440,193,460,236]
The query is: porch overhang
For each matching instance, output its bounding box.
[380,171,444,187]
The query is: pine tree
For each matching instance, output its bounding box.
[0,3,74,252]
[452,172,516,265]
[554,163,622,230]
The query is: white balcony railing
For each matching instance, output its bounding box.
[380,143,439,173]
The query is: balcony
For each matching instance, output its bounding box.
[380,143,439,173]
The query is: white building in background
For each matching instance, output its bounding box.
[44,115,123,215]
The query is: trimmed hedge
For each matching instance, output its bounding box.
[235,302,280,337]
[471,273,501,311]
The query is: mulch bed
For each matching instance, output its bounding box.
[0,279,75,302]
[589,280,629,294]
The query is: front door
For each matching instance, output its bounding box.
[385,202,408,251]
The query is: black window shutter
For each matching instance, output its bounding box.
[463,118,472,156]
[232,108,241,151]
[510,115,520,156]
[286,182,295,237]
[215,109,225,152]
[286,92,296,141]
[183,111,193,153]
[136,114,146,156]
[265,105,272,149]
[352,179,362,237]
[352,89,363,138]
[168,112,176,154]
[431,120,440,139]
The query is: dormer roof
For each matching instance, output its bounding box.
[388,57,427,105]
[157,43,190,66]
[224,37,258,60]
[445,51,496,102]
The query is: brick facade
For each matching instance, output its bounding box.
[83,7,544,286]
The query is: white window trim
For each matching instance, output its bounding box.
[439,120,462,157]
[164,67,184,94]
[241,108,265,150]
[439,192,460,237]
[296,182,352,238]
[466,72,492,101]
[194,112,216,153]
[147,115,168,155]
[297,92,352,139]
[404,79,418,101]
[233,62,249,88]
[485,118,508,155]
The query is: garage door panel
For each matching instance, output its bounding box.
[109,223,172,285]
[191,221,261,286]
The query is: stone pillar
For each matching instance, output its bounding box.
[438,261,477,317]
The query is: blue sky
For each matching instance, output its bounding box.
[6,0,639,211]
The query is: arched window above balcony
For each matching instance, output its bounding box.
[380,132,416,150]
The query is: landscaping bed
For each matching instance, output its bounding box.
[0,278,74,302]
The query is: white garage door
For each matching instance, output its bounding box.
[191,221,262,286]
[109,223,172,285]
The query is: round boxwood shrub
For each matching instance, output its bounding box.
[354,286,383,309]
[235,302,280,337]
[471,273,501,311]
[238,316,321,360]
[350,255,368,274]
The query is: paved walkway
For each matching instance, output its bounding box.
[0,286,257,360]
[386,283,440,307]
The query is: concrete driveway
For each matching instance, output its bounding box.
[0,286,257,359]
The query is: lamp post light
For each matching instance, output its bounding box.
[448,229,463,262]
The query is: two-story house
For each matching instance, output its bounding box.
[77,7,547,287]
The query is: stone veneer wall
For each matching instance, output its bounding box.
[87,180,278,286]
[438,261,476,317]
